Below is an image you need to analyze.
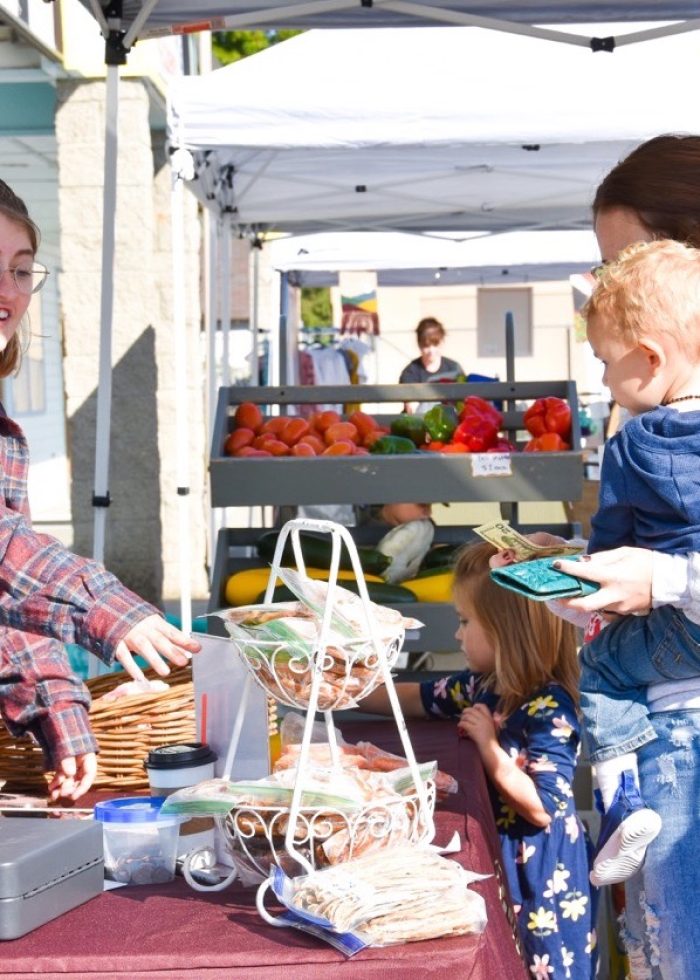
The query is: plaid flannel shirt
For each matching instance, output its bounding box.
[0,410,159,766]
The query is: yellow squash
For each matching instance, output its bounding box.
[399,569,454,603]
[224,567,383,607]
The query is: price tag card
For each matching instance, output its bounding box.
[469,453,513,477]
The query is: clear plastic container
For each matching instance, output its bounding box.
[94,797,182,885]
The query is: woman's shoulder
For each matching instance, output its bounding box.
[399,358,422,382]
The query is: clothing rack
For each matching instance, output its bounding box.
[298,325,341,348]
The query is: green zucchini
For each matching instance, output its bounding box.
[420,542,463,570]
[411,564,456,579]
[256,530,390,576]
[256,580,417,605]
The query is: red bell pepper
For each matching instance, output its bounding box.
[523,397,571,439]
[460,395,503,429]
[452,418,496,452]
[524,432,570,452]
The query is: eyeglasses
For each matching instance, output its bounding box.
[0,262,50,295]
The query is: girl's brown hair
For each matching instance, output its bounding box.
[453,540,580,718]
[0,179,39,378]
[593,134,700,248]
[415,316,445,345]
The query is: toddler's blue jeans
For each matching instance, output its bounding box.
[580,605,700,762]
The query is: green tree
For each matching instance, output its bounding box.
[213,30,301,65]
[301,287,333,328]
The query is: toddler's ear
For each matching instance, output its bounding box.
[638,338,665,372]
[489,548,517,568]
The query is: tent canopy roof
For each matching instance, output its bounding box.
[266,229,597,285]
[168,24,700,235]
[78,1,699,44]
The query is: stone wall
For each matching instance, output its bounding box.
[55,77,208,605]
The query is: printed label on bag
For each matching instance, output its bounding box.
[470,453,512,477]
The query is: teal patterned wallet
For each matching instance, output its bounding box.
[490,556,600,601]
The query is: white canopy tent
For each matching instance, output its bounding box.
[70,1,700,637]
[168,25,700,237]
[264,227,598,388]
[266,229,598,286]
[168,23,700,390]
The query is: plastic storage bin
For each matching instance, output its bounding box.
[94,797,182,885]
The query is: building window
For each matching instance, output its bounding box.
[477,287,532,357]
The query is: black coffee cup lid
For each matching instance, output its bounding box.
[145,742,217,770]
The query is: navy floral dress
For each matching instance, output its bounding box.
[420,671,598,980]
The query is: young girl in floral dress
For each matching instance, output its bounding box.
[364,540,597,978]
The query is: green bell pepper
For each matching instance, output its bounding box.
[390,413,428,447]
[369,435,418,455]
[423,404,459,442]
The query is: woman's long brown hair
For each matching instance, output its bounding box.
[593,134,700,248]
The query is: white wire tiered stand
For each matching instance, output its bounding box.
[183,518,436,897]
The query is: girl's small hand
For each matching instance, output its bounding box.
[458,703,497,748]
[48,752,97,801]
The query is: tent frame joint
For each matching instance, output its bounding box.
[105,27,129,65]
[590,36,615,54]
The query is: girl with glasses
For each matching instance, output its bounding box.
[0,178,200,802]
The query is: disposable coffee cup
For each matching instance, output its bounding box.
[145,743,217,856]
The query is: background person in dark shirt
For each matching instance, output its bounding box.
[399,317,464,413]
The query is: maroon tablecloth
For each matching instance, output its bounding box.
[2,719,527,979]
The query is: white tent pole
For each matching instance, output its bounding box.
[170,164,192,634]
[279,271,289,386]
[206,211,220,582]
[251,243,260,386]
[221,214,231,388]
[206,211,219,437]
[92,62,119,569]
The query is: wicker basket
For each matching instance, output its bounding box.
[0,664,196,792]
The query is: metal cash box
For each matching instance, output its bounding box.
[0,817,103,940]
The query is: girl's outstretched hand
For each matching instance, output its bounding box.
[48,752,98,801]
[458,703,497,749]
[115,614,201,681]
[554,546,653,616]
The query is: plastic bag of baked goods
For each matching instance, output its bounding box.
[277,568,423,638]
[260,844,488,955]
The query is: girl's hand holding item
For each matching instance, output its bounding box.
[458,703,498,749]
[115,614,201,681]
[554,547,653,616]
[48,752,98,801]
